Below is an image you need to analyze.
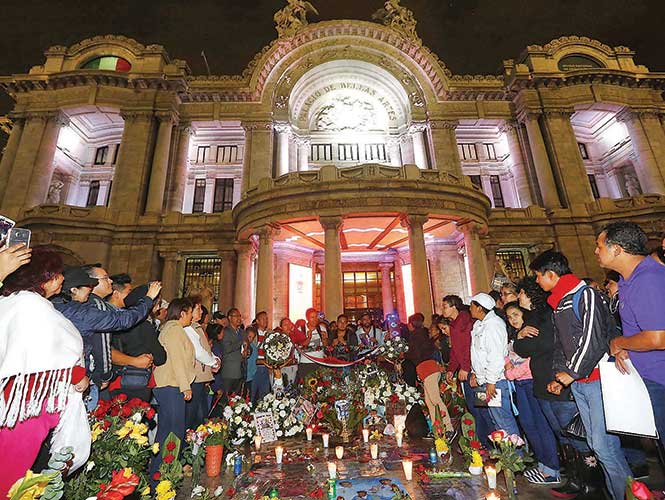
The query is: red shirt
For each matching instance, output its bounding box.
[447,310,474,374]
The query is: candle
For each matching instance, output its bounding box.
[306,427,313,441]
[362,428,369,443]
[327,461,337,479]
[370,443,378,460]
[485,465,497,490]
[395,431,403,448]
[402,459,413,480]
[394,415,406,432]
[335,446,344,460]
[275,446,284,465]
[254,435,262,450]
[322,433,330,448]
[486,493,500,500]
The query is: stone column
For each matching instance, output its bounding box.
[379,262,394,319]
[317,262,326,313]
[501,120,533,206]
[616,109,665,194]
[409,123,428,169]
[320,216,344,320]
[296,136,310,172]
[403,214,433,320]
[520,112,561,208]
[387,137,402,166]
[63,172,81,205]
[145,111,176,213]
[0,117,25,204]
[218,250,237,315]
[393,257,408,322]
[24,112,69,209]
[167,123,192,212]
[109,111,156,217]
[541,110,594,206]
[234,241,254,323]
[460,222,491,294]
[160,251,181,301]
[241,121,273,192]
[429,120,463,176]
[639,112,665,181]
[255,226,278,320]
[274,122,291,177]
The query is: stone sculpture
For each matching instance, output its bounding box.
[274,0,319,38]
[46,179,64,204]
[372,0,421,45]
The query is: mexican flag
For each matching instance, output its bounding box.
[83,56,131,72]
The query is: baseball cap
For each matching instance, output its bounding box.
[62,266,99,290]
[470,292,496,311]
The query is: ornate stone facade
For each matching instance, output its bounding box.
[1,16,665,325]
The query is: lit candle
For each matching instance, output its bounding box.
[327,461,337,479]
[402,459,413,480]
[362,428,370,443]
[395,430,403,448]
[254,435,262,450]
[486,493,500,500]
[322,433,330,448]
[275,446,284,465]
[370,443,378,459]
[335,446,344,460]
[485,465,497,490]
[306,427,313,441]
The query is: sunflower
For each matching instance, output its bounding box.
[308,377,319,388]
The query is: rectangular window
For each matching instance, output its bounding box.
[182,256,222,311]
[588,174,600,199]
[192,179,206,213]
[196,146,210,164]
[469,175,482,190]
[94,146,108,165]
[105,181,112,206]
[310,144,333,162]
[489,175,505,208]
[485,143,497,160]
[457,143,478,161]
[578,142,590,160]
[338,144,360,162]
[496,250,528,282]
[112,144,120,165]
[213,178,234,212]
[216,145,239,163]
[364,143,387,161]
[86,180,100,207]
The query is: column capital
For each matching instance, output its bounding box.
[25,110,69,127]
[255,224,280,240]
[241,120,273,132]
[120,110,154,122]
[273,121,291,134]
[378,262,394,271]
[233,240,254,256]
[158,250,181,261]
[429,119,459,130]
[408,121,428,134]
[155,110,178,124]
[543,107,575,119]
[294,135,311,147]
[516,109,541,124]
[457,221,488,237]
[499,120,520,134]
[403,214,429,229]
[319,216,344,231]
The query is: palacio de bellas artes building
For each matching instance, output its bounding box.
[1,1,665,327]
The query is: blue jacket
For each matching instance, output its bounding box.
[52,295,154,384]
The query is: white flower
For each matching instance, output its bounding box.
[279,410,286,418]
[191,486,206,498]
[235,406,242,414]
[223,407,233,419]
[234,416,242,424]
[131,412,142,423]
[276,430,283,437]
[85,461,95,472]
[214,486,225,496]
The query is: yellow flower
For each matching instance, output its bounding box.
[132,423,148,435]
[435,437,449,453]
[155,480,173,496]
[122,468,133,478]
[152,442,160,454]
[116,426,131,439]
[196,424,207,434]
[132,434,148,446]
[91,422,104,442]
[141,486,151,497]
[471,450,483,467]
[7,471,51,500]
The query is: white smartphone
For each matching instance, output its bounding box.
[0,215,16,245]
[6,227,31,249]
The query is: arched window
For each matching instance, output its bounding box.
[81,56,131,72]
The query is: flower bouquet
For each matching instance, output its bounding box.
[262,331,294,368]
[458,412,483,463]
[254,393,304,438]
[488,430,533,500]
[432,406,452,466]
[377,337,409,362]
[200,420,228,477]
[222,395,255,445]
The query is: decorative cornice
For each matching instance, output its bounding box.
[241,121,273,132]
[429,119,459,130]
[525,36,619,57]
[120,110,154,122]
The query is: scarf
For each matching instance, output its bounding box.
[0,291,83,427]
[547,274,582,310]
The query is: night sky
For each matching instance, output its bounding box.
[1,0,664,115]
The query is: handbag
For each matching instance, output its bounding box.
[561,412,587,440]
[120,366,151,389]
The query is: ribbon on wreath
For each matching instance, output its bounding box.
[295,346,380,368]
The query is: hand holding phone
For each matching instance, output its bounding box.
[6,228,31,249]
[0,243,32,282]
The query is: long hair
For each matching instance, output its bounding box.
[1,246,63,297]
[166,298,193,322]
[516,275,550,314]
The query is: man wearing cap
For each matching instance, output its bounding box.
[468,292,521,436]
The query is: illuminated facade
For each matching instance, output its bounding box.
[1,13,665,325]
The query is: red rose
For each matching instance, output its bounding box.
[120,406,132,418]
[467,430,475,437]
[166,441,176,451]
[146,408,156,420]
[249,471,255,477]
[433,420,441,427]
[109,406,120,417]
[470,440,481,449]
[631,480,652,500]
[152,472,161,481]
[309,487,323,498]
[116,394,128,402]
[463,418,473,426]
[164,454,175,464]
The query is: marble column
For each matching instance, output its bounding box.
[379,262,394,319]
[167,123,192,212]
[460,222,491,294]
[145,111,176,213]
[320,216,344,320]
[242,121,274,192]
[541,110,594,206]
[429,120,463,176]
[255,226,278,321]
[296,136,310,172]
[0,117,25,204]
[520,112,561,209]
[501,120,533,206]
[218,250,237,315]
[109,111,156,217]
[274,122,291,177]
[234,241,254,323]
[616,109,665,194]
[409,123,428,169]
[403,214,433,320]
[24,112,68,209]
[160,251,181,301]
[387,137,402,166]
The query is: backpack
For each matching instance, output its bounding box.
[570,285,618,342]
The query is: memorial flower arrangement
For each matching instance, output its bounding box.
[488,430,532,473]
[254,394,304,438]
[389,383,423,412]
[432,406,450,456]
[377,337,409,362]
[458,412,483,463]
[223,395,255,445]
[262,331,294,367]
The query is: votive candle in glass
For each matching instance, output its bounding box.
[306,427,313,441]
[254,435,262,450]
[335,446,344,460]
[362,428,370,443]
[402,459,413,480]
[275,446,284,464]
[395,431,403,448]
[322,433,330,448]
[485,493,500,500]
[485,465,497,490]
[370,443,378,459]
[327,461,337,479]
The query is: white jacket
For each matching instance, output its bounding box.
[470,310,508,385]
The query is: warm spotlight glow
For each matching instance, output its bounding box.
[289,263,313,321]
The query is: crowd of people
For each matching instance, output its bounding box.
[0,220,664,499]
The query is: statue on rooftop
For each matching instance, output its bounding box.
[274,0,319,38]
[372,0,421,45]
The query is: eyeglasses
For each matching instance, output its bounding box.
[94,275,112,281]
